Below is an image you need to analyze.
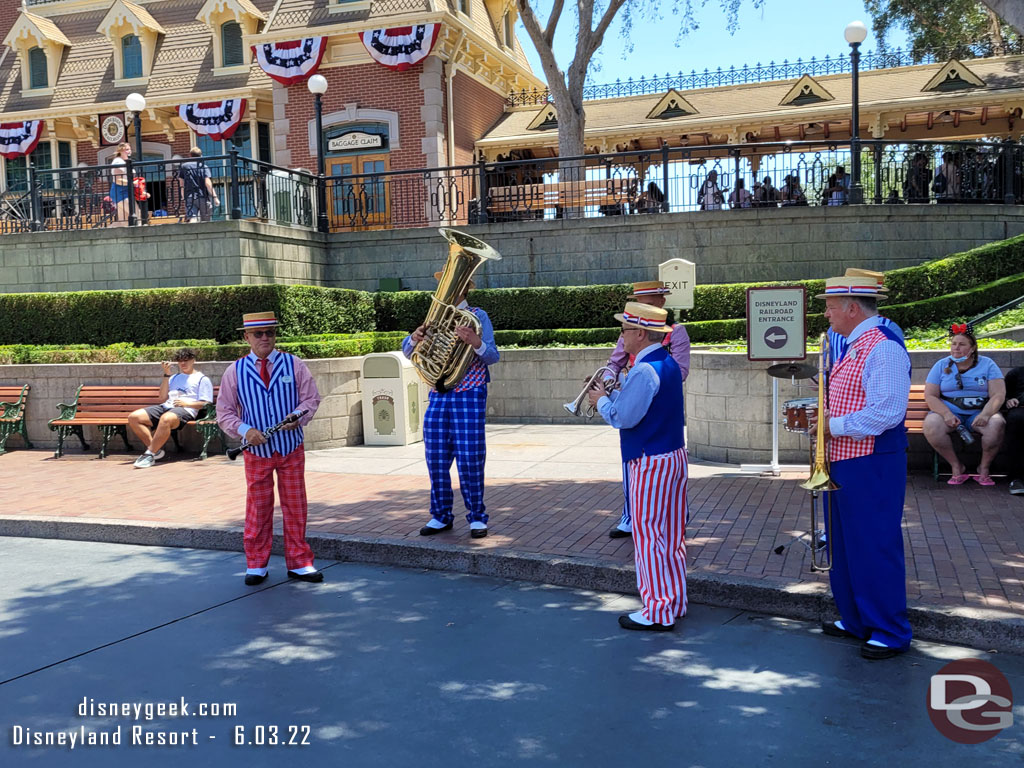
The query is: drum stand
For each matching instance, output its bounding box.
[773,436,827,557]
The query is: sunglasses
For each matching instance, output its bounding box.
[248,329,276,338]
[955,371,964,390]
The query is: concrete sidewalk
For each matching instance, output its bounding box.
[1,424,1022,653]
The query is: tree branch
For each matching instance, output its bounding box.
[543,0,565,48]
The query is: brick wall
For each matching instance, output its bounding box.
[452,71,506,167]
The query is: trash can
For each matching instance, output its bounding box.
[361,351,427,446]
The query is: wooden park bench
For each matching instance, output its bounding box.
[0,384,33,454]
[904,384,940,480]
[487,178,634,218]
[48,385,224,460]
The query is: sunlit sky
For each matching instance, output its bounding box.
[517,0,912,88]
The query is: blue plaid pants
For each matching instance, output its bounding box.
[424,386,488,524]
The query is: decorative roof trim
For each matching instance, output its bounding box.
[922,59,986,92]
[645,89,699,120]
[97,0,167,38]
[196,0,267,27]
[3,12,71,49]
[526,103,558,131]
[779,74,835,107]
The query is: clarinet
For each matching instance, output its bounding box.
[227,410,308,460]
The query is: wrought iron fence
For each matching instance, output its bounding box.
[507,39,1024,106]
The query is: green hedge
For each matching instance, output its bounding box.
[0,285,375,346]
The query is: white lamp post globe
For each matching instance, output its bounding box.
[125,92,147,113]
[307,74,328,95]
[844,21,868,45]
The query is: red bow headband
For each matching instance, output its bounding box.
[950,322,971,336]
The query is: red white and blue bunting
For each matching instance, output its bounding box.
[252,38,327,86]
[360,24,440,72]
[178,99,247,141]
[0,120,43,159]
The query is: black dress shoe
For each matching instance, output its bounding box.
[618,613,674,632]
[609,527,632,539]
[470,528,488,539]
[287,570,324,583]
[419,522,453,536]
[821,621,862,639]
[244,573,268,586]
[860,642,907,660]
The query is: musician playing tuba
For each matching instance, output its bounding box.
[403,230,501,540]
[815,274,912,660]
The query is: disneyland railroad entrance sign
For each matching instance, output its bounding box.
[659,258,695,311]
[746,286,806,361]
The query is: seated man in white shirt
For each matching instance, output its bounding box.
[128,348,214,468]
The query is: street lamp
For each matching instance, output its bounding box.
[845,21,867,204]
[307,74,329,233]
[125,92,147,224]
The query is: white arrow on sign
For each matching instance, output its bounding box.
[766,332,787,343]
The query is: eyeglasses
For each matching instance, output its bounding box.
[955,371,964,389]
[248,330,276,338]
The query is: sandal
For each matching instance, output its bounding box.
[947,474,970,486]
[974,474,996,487]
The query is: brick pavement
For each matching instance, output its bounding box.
[1,442,1022,618]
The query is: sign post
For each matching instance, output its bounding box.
[745,286,807,476]
[659,259,696,311]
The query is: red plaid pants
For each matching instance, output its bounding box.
[243,446,314,570]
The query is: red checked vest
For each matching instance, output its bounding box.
[453,307,489,393]
[827,326,907,462]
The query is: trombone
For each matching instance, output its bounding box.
[800,332,839,572]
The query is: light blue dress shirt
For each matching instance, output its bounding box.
[597,343,664,430]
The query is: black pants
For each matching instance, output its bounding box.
[1004,407,1024,481]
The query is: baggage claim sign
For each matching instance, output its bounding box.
[746,286,806,361]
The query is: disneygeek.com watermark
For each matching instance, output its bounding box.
[927,659,1014,744]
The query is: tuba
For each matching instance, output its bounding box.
[800,332,839,571]
[410,228,502,392]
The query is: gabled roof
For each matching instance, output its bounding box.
[526,103,557,130]
[779,74,834,106]
[646,89,699,119]
[4,11,72,48]
[196,0,268,24]
[98,0,168,37]
[922,59,986,92]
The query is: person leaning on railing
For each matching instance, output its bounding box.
[179,147,219,223]
[922,323,1006,486]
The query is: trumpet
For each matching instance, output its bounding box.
[800,332,839,572]
[563,367,618,418]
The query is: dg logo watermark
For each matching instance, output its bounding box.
[927,658,1014,743]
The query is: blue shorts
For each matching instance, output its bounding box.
[956,412,982,431]
[110,183,131,203]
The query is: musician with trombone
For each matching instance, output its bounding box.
[588,302,687,631]
[216,311,323,586]
[816,276,912,660]
[603,280,690,539]
[405,268,500,539]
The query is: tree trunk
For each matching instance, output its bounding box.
[981,0,1024,37]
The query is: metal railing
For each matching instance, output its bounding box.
[4,139,1021,235]
[506,40,1024,106]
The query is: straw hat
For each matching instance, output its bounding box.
[238,311,280,331]
[614,301,673,333]
[434,271,475,290]
[815,276,887,301]
[627,280,671,299]
[844,267,887,288]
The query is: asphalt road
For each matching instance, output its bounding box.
[1,537,1021,767]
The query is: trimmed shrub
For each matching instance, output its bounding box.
[0,285,375,346]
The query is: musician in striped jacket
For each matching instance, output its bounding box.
[589,302,687,631]
[217,312,323,586]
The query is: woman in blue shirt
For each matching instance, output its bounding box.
[923,323,1006,485]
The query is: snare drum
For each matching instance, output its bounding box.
[782,397,818,434]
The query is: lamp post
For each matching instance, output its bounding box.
[125,92,147,224]
[308,74,329,233]
[845,21,867,205]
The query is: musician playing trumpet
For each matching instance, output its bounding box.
[404,272,500,539]
[813,276,912,660]
[604,281,690,539]
[216,311,323,586]
[589,302,687,631]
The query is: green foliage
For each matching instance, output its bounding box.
[863,0,1018,57]
[0,285,376,346]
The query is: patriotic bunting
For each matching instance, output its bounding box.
[178,99,247,140]
[0,121,43,159]
[361,24,440,72]
[252,38,327,85]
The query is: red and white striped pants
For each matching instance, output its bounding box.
[243,446,314,570]
[628,448,688,626]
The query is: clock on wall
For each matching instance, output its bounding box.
[100,114,125,146]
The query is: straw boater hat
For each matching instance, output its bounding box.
[614,301,674,333]
[238,311,280,331]
[434,271,475,290]
[844,267,887,289]
[627,280,672,299]
[815,276,887,301]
